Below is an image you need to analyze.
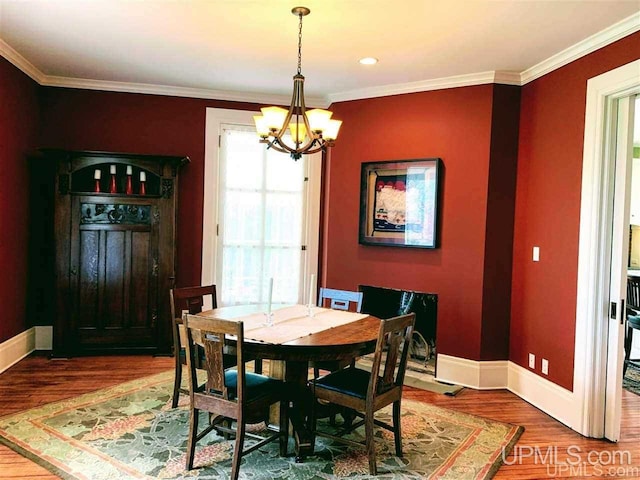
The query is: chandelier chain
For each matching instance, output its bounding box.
[297,11,303,75]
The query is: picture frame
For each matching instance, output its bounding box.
[359,158,441,248]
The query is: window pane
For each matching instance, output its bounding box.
[223,191,262,245]
[265,193,303,246]
[224,130,263,190]
[219,125,305,306]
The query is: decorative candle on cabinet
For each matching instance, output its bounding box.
[110,165,116,174]
[94,169,101,179]
[126,165,132,175]
[140,171,146,182]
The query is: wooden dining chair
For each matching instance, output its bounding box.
[309,313,415,475]
[624,276,640,376]
[184,314,289,480]
[169,285,262,408]
[313,288,364,378]
[318,288,364,312]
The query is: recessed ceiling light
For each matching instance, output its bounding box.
[359,57,378,65]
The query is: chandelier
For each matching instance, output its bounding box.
[253,7,342,160]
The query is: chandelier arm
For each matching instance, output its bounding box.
[264,140,289,155]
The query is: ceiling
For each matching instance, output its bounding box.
[0,0,638,105]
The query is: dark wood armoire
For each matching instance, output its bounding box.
[37,150,189,357]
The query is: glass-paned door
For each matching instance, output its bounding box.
[217,125,308,306]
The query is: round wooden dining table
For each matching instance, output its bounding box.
[194,304,382,461]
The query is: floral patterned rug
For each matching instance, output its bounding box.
[0,371,523,479]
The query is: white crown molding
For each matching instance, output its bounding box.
[327,71,520,104]
[520,12,640,85]
[40,75,329,108]
[1,11,638,104]
[0,38,45,83]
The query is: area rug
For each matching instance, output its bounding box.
[623,362,640,396]
[0,371,522,480]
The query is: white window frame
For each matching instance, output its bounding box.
[202,108,322,307]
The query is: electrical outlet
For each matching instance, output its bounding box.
[533,246,540,262]
[529,353,535,369]
[542,358,549,375]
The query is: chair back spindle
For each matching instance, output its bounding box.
[368,314,415,398]
[628,277,640,311]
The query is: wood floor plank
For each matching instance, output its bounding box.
[0,354,638,479]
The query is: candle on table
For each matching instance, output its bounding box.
[140,171,146,182]
[110,165,116,174]
[308,273,316,307]
[267,277,273,314]
[126,165,132,175]
[94,169,101,180]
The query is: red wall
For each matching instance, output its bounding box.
[0,58,40,343]
[323,85,519,361]
[39,88,262,288]
[511,32,640,390]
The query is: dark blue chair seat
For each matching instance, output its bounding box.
[221,371,283,401]
[312,367,389,399]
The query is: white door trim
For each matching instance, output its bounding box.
[574,59,640,438]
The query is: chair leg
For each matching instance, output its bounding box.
[186,408,199,470]
[279,399,289,456]
[254,358,263,375]
[623,326,632,377]
[365,409,377,475]
[393,400,403,457]
[230,421,246,480]
[172,357,183,408]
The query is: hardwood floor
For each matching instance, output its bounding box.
[1,354,639,479]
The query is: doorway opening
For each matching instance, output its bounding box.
[574,60,640,440]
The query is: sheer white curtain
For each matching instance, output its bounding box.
[218,125,305,306]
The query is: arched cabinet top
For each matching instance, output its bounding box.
[39,149,190,198]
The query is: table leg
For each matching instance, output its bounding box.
[285,360,314,462]
[267,359,314,460]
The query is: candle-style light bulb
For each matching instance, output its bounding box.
[93,169,101,192]
[109,165,117,193]
[139,171,146,195]
[125,165,133,194]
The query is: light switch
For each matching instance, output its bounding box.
[533,246,540,262]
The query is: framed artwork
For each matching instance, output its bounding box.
[359,158,441,248]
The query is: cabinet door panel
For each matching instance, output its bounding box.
[103,230,127,329]
[78,230,100,328]
[130,231,151,328]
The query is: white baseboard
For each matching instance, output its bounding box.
[0,326,54,375]
[507,361,578,430]
[436,354,508,389]
[437,353,578,430]
[0,328,36,375]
